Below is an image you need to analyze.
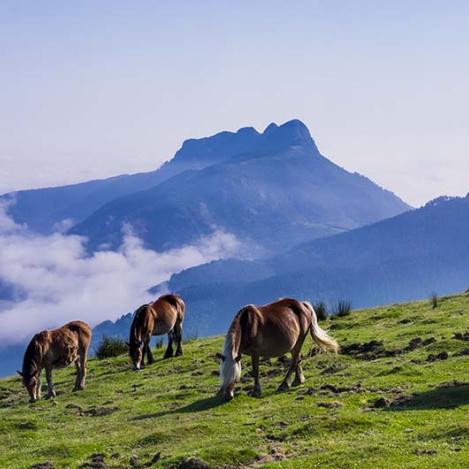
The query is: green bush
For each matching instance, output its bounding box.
[95,336,128,359]
[332,300,352,317]
[314,301,328,320]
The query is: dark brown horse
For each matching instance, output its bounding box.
[217,298,339,401]
[127,294,185,370]
[18,321,92,403]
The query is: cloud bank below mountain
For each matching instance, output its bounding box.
[0,201,240,346]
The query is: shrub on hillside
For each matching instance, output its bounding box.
[430,292,438,309]
[332,300,352,317]
[314,301,328,320]
[95,336,128,359]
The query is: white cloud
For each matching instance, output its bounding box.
[0,202,241,345]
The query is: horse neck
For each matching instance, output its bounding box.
[130,305,150,343]
[224,315,242,359]
[23,338,41,378]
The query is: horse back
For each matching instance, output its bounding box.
[239,298,310,357]
[159,294,185,320]
[63,321,92,348]
[151,294,184,325]
[260,298,311,332]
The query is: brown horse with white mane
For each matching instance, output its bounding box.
[18,321,92,403]
[217,298,339,401]
[127,294,185,370]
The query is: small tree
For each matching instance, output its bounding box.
[95,336,128,359]
[430,292,438,309]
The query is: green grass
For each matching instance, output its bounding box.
[1,293,468,468]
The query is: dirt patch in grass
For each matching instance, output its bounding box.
[341,340,401,360]
[30,463,55,469]
[454,331,469,341]
[81,406,119,417]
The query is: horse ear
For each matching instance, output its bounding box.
[216,353,225,361]
[17,370,23,377]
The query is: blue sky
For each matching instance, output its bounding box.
[1,1,468,206]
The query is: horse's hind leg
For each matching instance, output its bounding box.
[278,337,306,393]
[45,367,56,399]
[174,322,183,356]
[292,357,305,386]
[249,354,262,398]
[163,331,174,359]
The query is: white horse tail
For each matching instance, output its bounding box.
[302,301,339,353]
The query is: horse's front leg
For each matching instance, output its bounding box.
[249,354,262,398]
[73,359,81,391]
[163,331,174,359]
[139,343,146,369]
[174,322,183,357]
[45,367,56,399]
[37,371,42,399]
[145,339,154,365]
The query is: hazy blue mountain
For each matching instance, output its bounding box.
[144,194,469,336]
[0,125,268,233]
[70,120,410,253]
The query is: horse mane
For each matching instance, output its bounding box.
[129,304,149,344]
[22,334,42,380]
[220,307,251,387]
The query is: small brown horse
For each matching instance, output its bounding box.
[18,321,92,403]
[217,298,339,401]
[127,294,185,370]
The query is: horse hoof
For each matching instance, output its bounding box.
[277,383,290,393]
[175,351,182,357]
[292,379,305,387]
[249,389,262,398]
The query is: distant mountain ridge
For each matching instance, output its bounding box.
[91,194,469,344]
[2,119,410,255]
[68,120,410,253]
[146,193,469,336]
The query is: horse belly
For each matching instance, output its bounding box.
[152,319,176,336]
[49,347,78,369]
[245,335,297,358]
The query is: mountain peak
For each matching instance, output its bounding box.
[173,119,319,166]
[262,119,318,153]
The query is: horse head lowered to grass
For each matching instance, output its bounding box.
[18,321,92,403]
[217,298,339,401]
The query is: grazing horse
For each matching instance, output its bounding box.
[127,294,185,370]
[217,298,339,401]
[18,321,92,403]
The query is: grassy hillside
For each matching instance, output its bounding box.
[1,294,468,468]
